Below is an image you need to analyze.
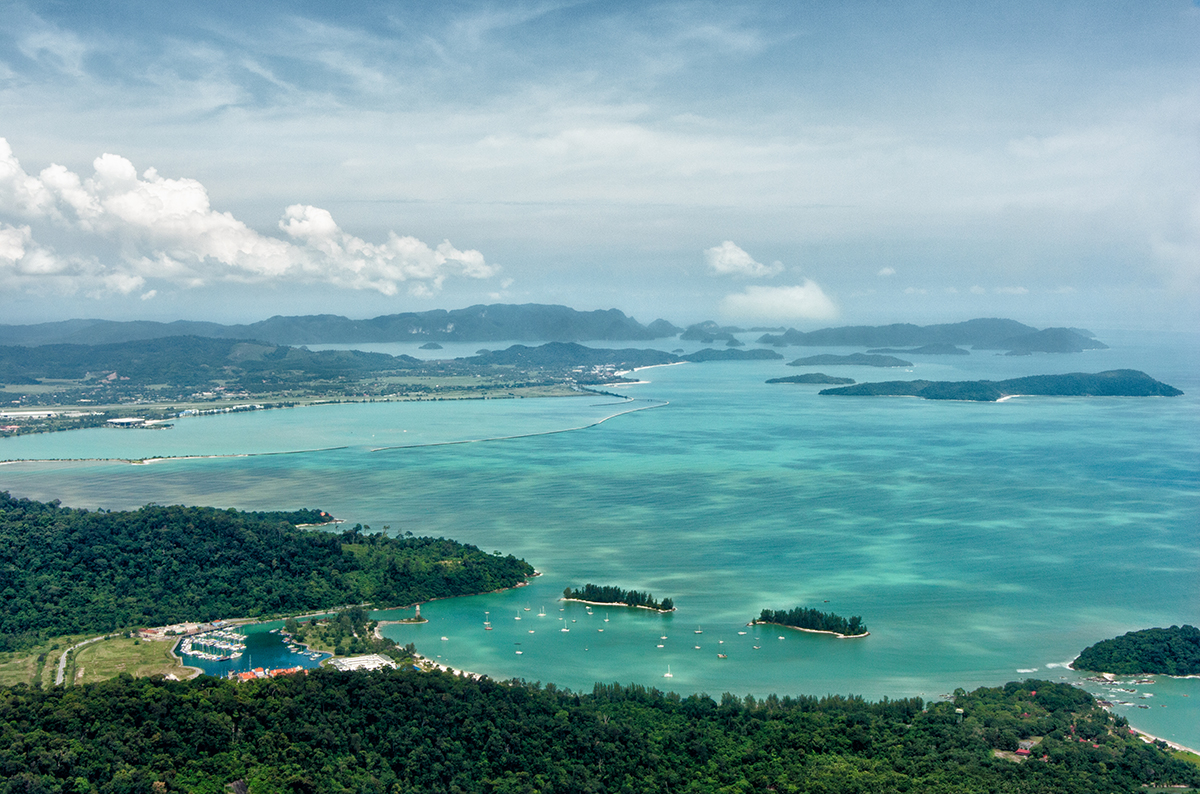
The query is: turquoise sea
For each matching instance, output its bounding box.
[2,329,1197,749]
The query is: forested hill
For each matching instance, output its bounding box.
[0,493,534,651]
[819,370,1183,401]
[1,674,1194,793]
[0,304,681,346]
[1074,625,1200,675]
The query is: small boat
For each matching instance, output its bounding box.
[515,613,521,620]
[515,650,523,655]
[598,629,604,632]
[717,654,727,659]
[694,627,703,634]
[528,629,535,633]
[571,619,576,623]
[604,614,609,622]
[753,645,761,649]
[663,665,673,678]
[485,625,493,631]
[561,628,570,632]
[737,631,746,635]
[523,607,531,612]
[694,645,701,649]
[661,635,667,640]
[656,644,663,648]
[538,607,546,617]
[441,636,449,641]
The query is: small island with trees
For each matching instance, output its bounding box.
[754,606,868,638]
[563,584,675,612]
[1073,625,1200,676]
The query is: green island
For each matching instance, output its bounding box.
[1074,625,1200,676]
[766,373,855,385]
[0,492,534,653]
[819,370,1183,401]
[755,607,869,638]
[2,675,1196,793]
[562,584,675,612]
[788,353,913,368]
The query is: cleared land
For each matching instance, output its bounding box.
[71,636,197,685]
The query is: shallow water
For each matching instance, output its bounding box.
[3,329,1197,747]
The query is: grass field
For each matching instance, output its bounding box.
[72,637,199,684]
[0,634,94,688]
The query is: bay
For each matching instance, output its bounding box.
[2,329,1197,748]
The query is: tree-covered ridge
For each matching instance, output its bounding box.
[757,607,868,637]
[1074,625,1200,675]
[0,674,1194,793]
[563,584,674,611]
[819,370,1183,401]
[0,493,534,651]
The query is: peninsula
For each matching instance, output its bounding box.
[1074,625,1200,676]
[563,584,675,612]
[818,370,1183,401]
[753,607,868,638]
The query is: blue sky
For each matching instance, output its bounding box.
[1,0,1197,329]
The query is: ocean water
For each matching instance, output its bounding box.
[2,330,1197,748]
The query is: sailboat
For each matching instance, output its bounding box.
[514,612,521,620]
[484,612,493,630]
[663,665,673,678]
[538,606,546,617]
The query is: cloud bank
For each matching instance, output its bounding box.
[720,282,839,323]
[0,139,496,298]
[704,241,783,278]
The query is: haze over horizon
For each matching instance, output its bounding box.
[1,1,1198,332]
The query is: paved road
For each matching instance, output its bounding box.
[55,635,109,685]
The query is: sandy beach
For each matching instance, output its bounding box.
[752,621,870,639]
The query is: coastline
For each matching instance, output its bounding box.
[561,597,676,613]
[1129,727,1200,757]
[752,621,870,639]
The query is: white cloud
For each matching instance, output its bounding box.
[703,241,783,278]
[903,287,926,295]
[719,281,838,322]
[877,267,895,277]
[970,285,986,294]
[0,138,497,298]
[995,286,1029,295]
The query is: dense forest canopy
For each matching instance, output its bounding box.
[0,493,533,651]
[757,607,868,637]
[1074,625,1200,676]
[563,584,674,612]
[1,673,1193,793]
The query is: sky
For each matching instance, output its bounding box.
[1,0,1198,331]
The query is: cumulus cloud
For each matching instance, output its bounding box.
[0,138,497,297]
[703,240,783,278]
[719,281,838,322]
[877,267,895,277]
[995,286,1029,295]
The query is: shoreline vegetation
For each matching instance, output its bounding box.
[755,607,868,638]
[1073,625,1200,676]
[562,584,675,613]
[0,493,536,653]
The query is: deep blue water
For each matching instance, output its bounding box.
[2,329,1197,746]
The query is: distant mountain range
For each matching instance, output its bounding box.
[0,308,1107,356]
[0,304,682,347]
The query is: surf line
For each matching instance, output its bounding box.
[0,445,352,465]
[369,399,669,452]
